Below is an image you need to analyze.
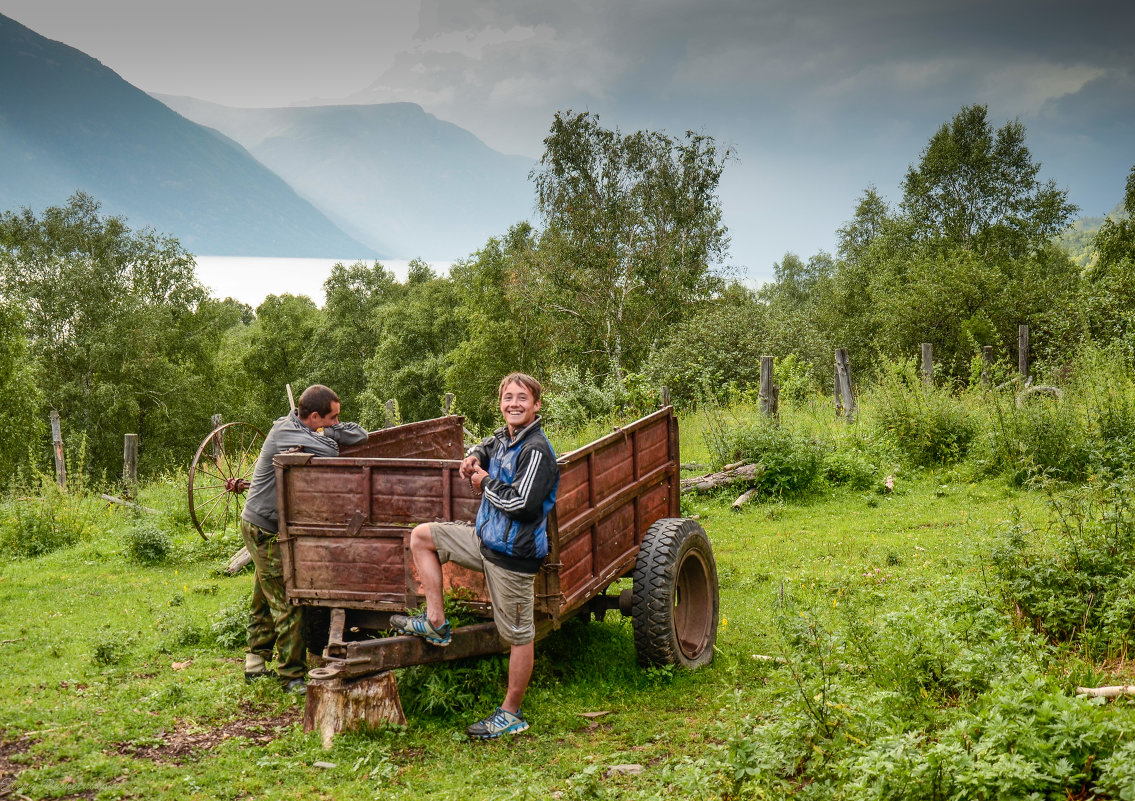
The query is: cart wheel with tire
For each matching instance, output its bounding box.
[632,517,719,669]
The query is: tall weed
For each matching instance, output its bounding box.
[992,479,1135,658]
[867,359,978,467]
[0,482,104,558]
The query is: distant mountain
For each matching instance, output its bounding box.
[0,13,374,258]
[154,96,536,260]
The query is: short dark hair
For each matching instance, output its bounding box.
[498,373,542,403]
[298,384,339,418]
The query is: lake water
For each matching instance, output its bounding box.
[193,256,452,308]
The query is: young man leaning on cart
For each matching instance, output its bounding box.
[392,372,559,739]
[240,384,368,693]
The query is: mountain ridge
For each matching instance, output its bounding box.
[0,12,375,258]
[154,94,536,261]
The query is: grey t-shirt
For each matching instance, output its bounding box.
[240,411,367,533]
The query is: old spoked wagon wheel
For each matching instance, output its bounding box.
[632,518,719,669]
[188,422,264,540]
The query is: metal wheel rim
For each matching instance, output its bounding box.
[188,421,264,540]
[673,546,714,660]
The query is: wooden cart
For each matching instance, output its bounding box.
[273,407,718,729]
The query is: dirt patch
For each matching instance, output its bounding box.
[114,710,300,764]
[0,736,34,796]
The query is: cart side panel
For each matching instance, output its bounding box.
[339,416,465,460]
[551,408,680,616]
[286,525,409,605]
[283,467,369,523]
[279,457,490,612]
[369,465,479,525]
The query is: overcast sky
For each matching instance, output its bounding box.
[4,0,1133,281]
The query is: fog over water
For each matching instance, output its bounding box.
[193,256,451,308]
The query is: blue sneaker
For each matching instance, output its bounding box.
[466,707,529,739]
[389,613,452,646]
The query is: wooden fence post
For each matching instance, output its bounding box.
[384,400,398,428]
[759,356,774,417]
[1018,325,1030,378]
[443,393,455,416]
[210,414,223,463]
[49,410,66,489]
[660,386,671,408]
[123,434,138,499]
[921,343,933,384]
[834,348,856,421]
[982,346,993,386]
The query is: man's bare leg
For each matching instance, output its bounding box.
[502,642,534,714]
[409,523,446,629]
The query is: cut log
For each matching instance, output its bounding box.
[1075,685,1135,699]
[226,547,253,575]
[680,462,766,494]
[304,670,406,748]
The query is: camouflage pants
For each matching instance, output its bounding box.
[242,520,306,680]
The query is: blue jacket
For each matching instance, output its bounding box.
[470,416,559,574]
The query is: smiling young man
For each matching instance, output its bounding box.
[392,373,559,739]
[240,384,367,693]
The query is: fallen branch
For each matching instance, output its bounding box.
[732,488,760,511]
[227,546,253,575]
[1076,685,1135,699]
[681,462,766,495]
[99,494,160,514]
[1016,385,1063,408]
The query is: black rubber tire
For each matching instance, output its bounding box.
[631,518,719,669]
[302,605,331,658]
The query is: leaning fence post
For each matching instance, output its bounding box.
[123,434,138,499]
[1018,325,1030,378]
[660,386,671,408]
[834,348,856,421]
[49,410,66,489]
[921,343,933,385]
[759,356,775,417]
[982,346,993,386]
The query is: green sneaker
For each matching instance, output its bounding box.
[466,707,528,739]
[390,613,452,646]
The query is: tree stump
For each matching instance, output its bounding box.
[304,671,406,748]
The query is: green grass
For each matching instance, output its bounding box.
[1,461,1133,798]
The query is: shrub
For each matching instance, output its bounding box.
[868,359,978,467]
[542,366,654,433]
[124,519,174,565]
[210,600,248,650]
[822,449,877,489]
[705,418,824,498]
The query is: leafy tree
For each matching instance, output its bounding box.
[646,282,768,405]
[307,260,404,407]
[446,225,555,431]
[901,104,1076,257]
[836,185,891,264]
[529,111,731,380]
[0,192,221,476]
[241,293,321,420]
[1081,166,1135,344]
[0,303,44,479]
[361,262,468,425]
